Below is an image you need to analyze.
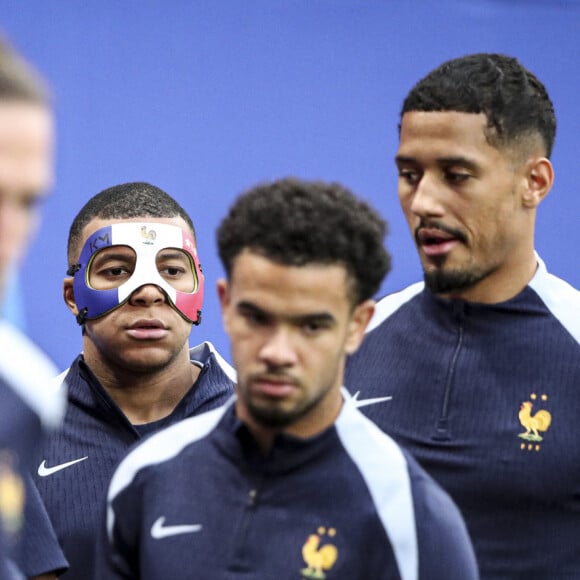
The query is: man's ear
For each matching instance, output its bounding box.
[345,299,375,355]
[522,157,553,209]
[216,278,231,332]
[63,277,79,316]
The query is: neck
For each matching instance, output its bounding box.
[83,348,200,424]
[236,386,344,455]
[441,250,538,304]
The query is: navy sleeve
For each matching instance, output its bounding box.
[94,481,140,580]
[19,475,68,577]
[410,463,479,580]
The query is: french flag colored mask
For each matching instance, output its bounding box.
[69,222,204,325]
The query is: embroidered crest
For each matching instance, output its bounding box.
[301,526,338,579]
[518,393,552,452]
[0,451,25,537]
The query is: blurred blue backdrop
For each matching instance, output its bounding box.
[2,0,579,369]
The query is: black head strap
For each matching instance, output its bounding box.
[75,307,88,326]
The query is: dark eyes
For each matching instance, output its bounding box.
[398,169,470,185]
[159,265,187,277]
[302,320,329,334]
[241,309,270,326]
[445,171,470,183]
[398,169,420,184]
[106,267,130,277]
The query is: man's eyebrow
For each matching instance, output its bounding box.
[236,301,270,318]
[437,156,478,171]
[237,301,335,325]
[237,300,264,312]
[395,155,479,171]
[394,154,415,166]
[296,312,335,325]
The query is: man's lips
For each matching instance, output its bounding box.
[251,375,298,399]
[126,319,168,340]
[415,225,465,257]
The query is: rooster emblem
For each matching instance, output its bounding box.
[141,226,156,244]
[301,527,338,579]
[0,452,25,536]
[518,399,552,442]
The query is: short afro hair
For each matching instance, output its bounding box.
[217,177,391,305]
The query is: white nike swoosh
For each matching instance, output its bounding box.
[151,516,202,539]
[37,456,89,477]
[351,391,392,408]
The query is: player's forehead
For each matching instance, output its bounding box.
[0,101,53,144]
[79,216,192,248]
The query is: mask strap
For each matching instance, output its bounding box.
[75,307,88,326]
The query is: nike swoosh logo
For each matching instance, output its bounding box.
[151,516,202,539]
[352,391,392,408]
[37,456,89,477]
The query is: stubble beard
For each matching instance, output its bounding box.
[423,256,496,296]
[244,382,325,431]
[424,267,484,295]
[246,393,316,430]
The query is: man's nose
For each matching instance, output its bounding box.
[128,284,167,307]
[409,174,444,218]
[258,327,298,367]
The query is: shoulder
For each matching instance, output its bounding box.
[185,342,235,414]
[107,401,230,502]
[47,367,69,394]
[336,392,408,470]
[105,401,231,545]
[336,394,478,579]
[529,257,580,344]
[189,341,236,383]
[0,321,65,429]
[405,453,478,579]
[335,395,418,579]
[366,282,424,333]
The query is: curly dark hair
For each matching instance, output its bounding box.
[401,53,556,158]
[217,178,391,305]
[67,182,195,265]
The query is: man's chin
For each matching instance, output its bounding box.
[424,268,482,295]
[247,404,295,430]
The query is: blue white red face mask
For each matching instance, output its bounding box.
[68,222,204,325]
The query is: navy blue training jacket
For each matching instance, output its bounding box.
[344,258,580,578]
[97,393,479,580]
[33,341,235,579]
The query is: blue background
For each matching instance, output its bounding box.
[2,1,579,369]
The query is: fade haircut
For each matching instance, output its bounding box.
[67,182,196,265]
[217,177,391,305]
[401,53,556,158]
[0,35,50,106]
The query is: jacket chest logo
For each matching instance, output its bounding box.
[518,393,552,452]
[301,526,338,579]
[0,451,24,538]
